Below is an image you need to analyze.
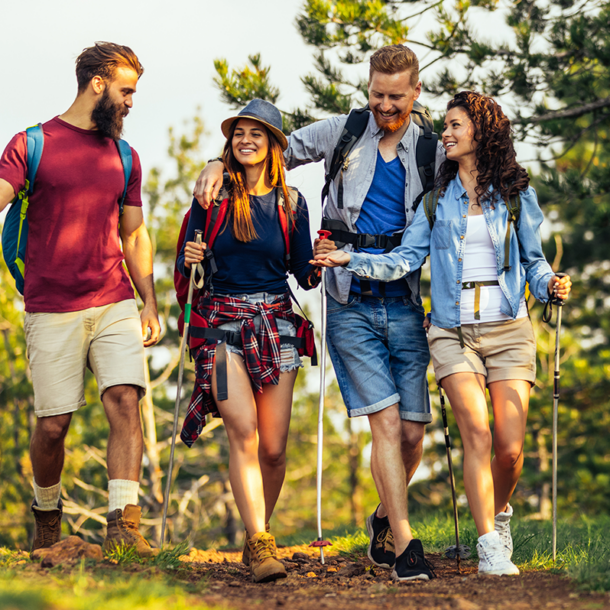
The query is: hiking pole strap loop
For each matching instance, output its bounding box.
[462,280,500,320]
[542,272,567,324]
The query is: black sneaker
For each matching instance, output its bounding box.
[366,506,395,569]
[392,539,436,581]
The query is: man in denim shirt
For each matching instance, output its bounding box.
[195,44,445,581]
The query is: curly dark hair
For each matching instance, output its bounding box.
[436,91,529,203]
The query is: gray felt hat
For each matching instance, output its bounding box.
[221,99,288,151]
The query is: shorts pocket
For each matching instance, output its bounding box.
[433,220,452,250]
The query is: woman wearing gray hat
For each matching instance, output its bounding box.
[177,99,329,583]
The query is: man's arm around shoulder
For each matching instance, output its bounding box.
[120,206,160,347]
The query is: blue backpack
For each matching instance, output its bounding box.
[1,124,133,295]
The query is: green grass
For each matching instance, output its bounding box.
[0,551,221,610]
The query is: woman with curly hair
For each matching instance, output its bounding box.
[313,91,571,575]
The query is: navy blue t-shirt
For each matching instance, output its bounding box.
[350,150,410,297]
[177,189,315,294]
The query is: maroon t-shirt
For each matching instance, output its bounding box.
[0,117,142,313]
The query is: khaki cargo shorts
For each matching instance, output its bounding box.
[427,316,536,386]
[24,299,146,417]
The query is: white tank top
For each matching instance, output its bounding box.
[460,215,527,324]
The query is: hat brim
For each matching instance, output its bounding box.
[221,114,288,151]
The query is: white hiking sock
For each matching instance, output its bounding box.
[33,480,61,511]
[108,479,140,513]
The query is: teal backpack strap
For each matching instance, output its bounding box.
[1,124,44,295]
[26,124,44,194]
[423,189,440,231]
[115,139,132,215]
[503,194,521,272]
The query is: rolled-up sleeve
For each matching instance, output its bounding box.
[284,116,346,170]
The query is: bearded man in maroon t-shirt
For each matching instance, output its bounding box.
[0,42,161,557]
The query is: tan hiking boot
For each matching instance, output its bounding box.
[248,531,287,583]
[31,500,63,557]
[103,504,159,558]
[242,523,270,566]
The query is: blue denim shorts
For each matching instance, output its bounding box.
[216,292,303,373]
[325,293,431,422]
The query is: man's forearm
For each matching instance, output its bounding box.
[123,226,157,309]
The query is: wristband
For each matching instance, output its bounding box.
[207,157,223,165]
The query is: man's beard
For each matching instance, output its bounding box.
[91,89,127,140]
[372,107,410,133]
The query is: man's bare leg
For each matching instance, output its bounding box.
[368,405,412,556]
[30,413,73,488]
[376,420,424,520]
[102,384,143,481]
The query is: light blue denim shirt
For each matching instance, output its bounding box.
[347,174,555,329]
[285,112,446,305]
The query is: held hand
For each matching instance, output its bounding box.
[310,250,351,267]
[193,160,224,209]
[423,313,431,331]
[313,237,337,258]
[141,303,161,347]
[184,241,207,268]
[548,274,572,301]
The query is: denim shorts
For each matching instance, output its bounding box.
[216,292,302,373]
[325,293,431,422]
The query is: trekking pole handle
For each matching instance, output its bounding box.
[317,230,332,240]
[550,272,567,307]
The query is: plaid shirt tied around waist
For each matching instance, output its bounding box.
[181,291,297,447]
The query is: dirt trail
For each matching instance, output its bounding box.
[179,544,609,610]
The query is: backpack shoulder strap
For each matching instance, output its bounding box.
[503,193,521,272]
[205,184,231,249]
[411,102,438,204]
[321,107,370,209]
[25,124,44,195]
[115,139,133,215]
[423,189,440,231]
[277,186,299,265]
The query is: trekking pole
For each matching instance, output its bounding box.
[440,385,470,572]
[310,230,332,564]
[543,273,567,562]
[161,230,204,545]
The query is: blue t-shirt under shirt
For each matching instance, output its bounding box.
[350,150,410,297]
[177,190,315,294]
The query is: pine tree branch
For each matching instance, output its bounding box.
[526,96,610,124]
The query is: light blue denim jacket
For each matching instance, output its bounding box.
[347,174,555,329]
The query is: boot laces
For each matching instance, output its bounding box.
[252,535,275,561]
[377,527,395,553]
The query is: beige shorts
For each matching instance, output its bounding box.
[427,316,536,386]
[24,299,146,417]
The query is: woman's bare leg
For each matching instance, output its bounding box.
[441,372,495,536]
[212,353,266,536]
[488,380,530,514]
[255,369,298,523]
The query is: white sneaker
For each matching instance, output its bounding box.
[477,530,519,576]
[494,503,514,560]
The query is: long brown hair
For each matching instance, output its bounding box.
[436,91,529,203]
[221,121,294,243]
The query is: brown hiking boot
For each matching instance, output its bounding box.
[247,532,287,583]
[242,523,270,566]
[103,504,159,558]
[31,500,63,557]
